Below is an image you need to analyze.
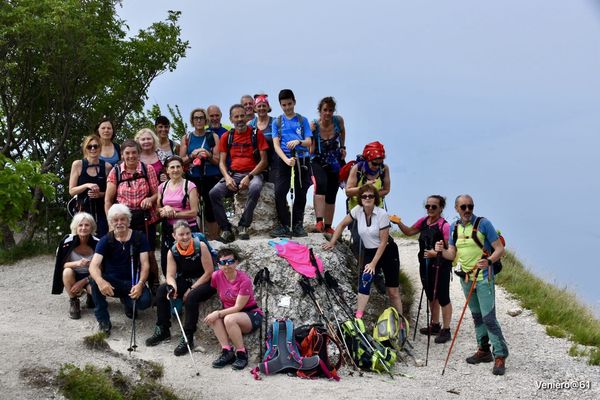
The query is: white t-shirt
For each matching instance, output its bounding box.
[350,205,390,249]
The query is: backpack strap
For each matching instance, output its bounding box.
[471,217,485,250]
[160,180,169,208]
[182,179,189,209]
[169,139,175,153]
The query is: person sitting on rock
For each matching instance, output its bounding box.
[88,204,153,336]
[52,212,99,320]
[204,248,263,370]
[209,104,268,243]
[145,220,216,356]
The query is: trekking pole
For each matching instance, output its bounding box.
[424,257,431,366]
[289,150,296,237]
[263,268,272,356]
[127,245,139,353]
[442,268,481,375]
[413,287,424,341]
[200,196,206,233]
[167,285,200,377]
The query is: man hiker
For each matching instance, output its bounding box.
[88,204,153,336]
[209,104,268,243]
[435,194,508,375]
[270,89,313,237]
[207,105,230,138]
[240,94,255,123]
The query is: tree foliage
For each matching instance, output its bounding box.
[0,0,188,244]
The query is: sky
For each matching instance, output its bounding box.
[117,0,600,315]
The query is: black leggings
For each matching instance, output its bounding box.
[361,240,400,290]
[155,280,216,336]
[419,258,451,307]
[274,157,312,227]
[311,161,339,204]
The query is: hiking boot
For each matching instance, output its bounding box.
[435,328,452,344]
[492,357,506,375]
[145,325,171,347]
[314,221,325,233]
[466,348,494,364]
[85,293,95,309]
[217,230,235,244]
[232,350,248,370]
[419,322,441,335]
[174,336,193,356]
[212,348,236,368]
[269,224,291,238]
[373,272,386,294]
[292,224,307,237]
[98,320,112,337]
[238,226,250,240]
[69,298,81,319]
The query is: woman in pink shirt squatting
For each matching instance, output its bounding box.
[204,248,263,370]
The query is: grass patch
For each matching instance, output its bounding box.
[83,333,110,351]
[57,363,181,400]
[495,251,600,365]
[19,366,55,388]
[0,240,54,265]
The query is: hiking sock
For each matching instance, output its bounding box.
[355,310,364,319]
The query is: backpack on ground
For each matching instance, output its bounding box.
[341,318,396,374]
[256,319,327,378]
[170,232,218,267]
[452,216,506,275]
[373,307,409,351]
[294,323,342,379]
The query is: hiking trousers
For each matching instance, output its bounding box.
[209,172,264,231]
[461,277,509,358]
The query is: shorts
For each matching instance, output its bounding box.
[244,309,263,333]
[74,270,90,283]
[363,238,400,288]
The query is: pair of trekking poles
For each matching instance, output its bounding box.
[253,267,273,357]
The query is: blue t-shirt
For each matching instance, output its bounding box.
[95,231,150,282]
[186,131,220,178]
[448,214,499,253]
[271,114,312,158]
[207,125,228,139]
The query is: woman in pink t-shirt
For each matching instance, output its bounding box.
[204,248,262,370]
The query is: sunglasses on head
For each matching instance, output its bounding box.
[86,144,99,150]
[361,194,375,200]
[425,204,438,210]
[459,204,474,211]
[218,258,236,266]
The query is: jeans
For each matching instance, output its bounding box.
[209,172,264,230]
[90,277,152,323]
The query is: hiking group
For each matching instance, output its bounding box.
[53,89,508,377]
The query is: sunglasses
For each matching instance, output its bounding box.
[361,194,375,200]
[425,204,438,210]
[370,161,383,166]
[459,204,474,211]
[86,144,100,150]
[218,258,236,266]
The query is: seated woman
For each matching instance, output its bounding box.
[52,212,99,319]
[145,220,216,356]
[323,184,403,317]
[204,248,263,370]
[157,155,200,277]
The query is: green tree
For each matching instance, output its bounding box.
[0,0,188,244]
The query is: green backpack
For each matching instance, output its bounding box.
[373,307,409,351]
[342,318,396,375]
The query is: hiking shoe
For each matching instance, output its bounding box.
[466,348,494,364]
[419,322,441,335]
[85,293,95,309]
[212,348,236,368]
[174,336,193,356]
[69,298,81,319]
[492,357,506,375]
[373,272,386,294]
[292,224,307,237]
[238,226,250,240]
[98,320,112,337]
[435,328,452,344]
[314,221,325,233]
[217,230,235,244]
[145,325,171,347]
[232,350,248,370]
[269,224,291,238]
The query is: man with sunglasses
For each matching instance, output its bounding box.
[435,194,508,375]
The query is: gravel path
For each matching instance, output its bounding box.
[0,238,598,399]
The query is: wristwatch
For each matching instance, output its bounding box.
[486,258,493,266]
[247,173,254,180]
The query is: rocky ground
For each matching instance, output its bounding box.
[0,237,598,400]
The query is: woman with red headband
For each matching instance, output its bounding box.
[248,94,275,182]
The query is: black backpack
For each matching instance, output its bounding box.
[113,162,150,197]
[452,217,504,275]
[226,127,260,163]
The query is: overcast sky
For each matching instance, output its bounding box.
[118,0,600,313]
